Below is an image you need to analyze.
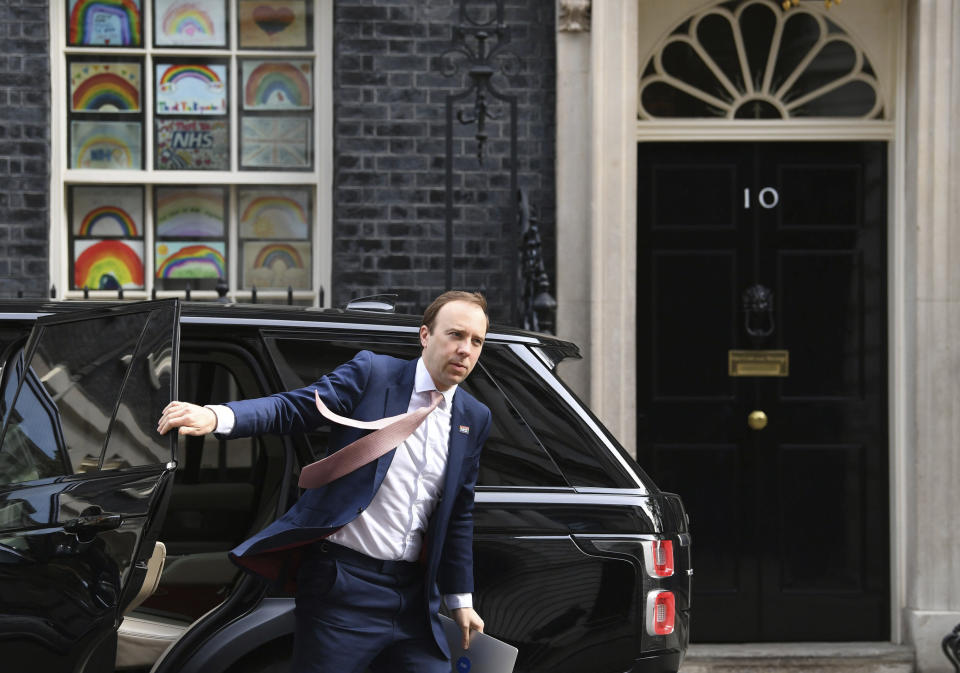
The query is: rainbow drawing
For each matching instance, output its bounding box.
[156,63,227,115]
[71,121,141,169]
[243,240,310,289]
[74,239,144,290]
[252,242,304,270]
[71,64,140,112]
[156,242,226,279]
[75,136,132,167]
[239,193,309,238]
[161,2,215,39]
[243,61,311,110]
[78,206,138,236]
[159,63,221,87]
[68,0,142,46]
[156,188,224,237]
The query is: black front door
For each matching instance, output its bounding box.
[636,142,888,641]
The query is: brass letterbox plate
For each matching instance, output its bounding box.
[728,350,789,377]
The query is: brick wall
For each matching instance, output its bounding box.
[332,0,556,323]
[0,0,49,298]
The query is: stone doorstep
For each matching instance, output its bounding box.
[679,642,916,673]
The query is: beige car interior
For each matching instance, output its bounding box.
[114,357,290,670]
[116,541,190,669]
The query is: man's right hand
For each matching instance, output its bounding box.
[157,401,217,436]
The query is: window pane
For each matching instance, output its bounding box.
[73,239,145,291]
[67,0,143,47]
[155,242,226,290]
[154,0,228,48]
[103,303,177,468]
[238,187,310,239]
[70,61,141,114]
[460,367,567,488]
[70,120,143,169]
[0,349,68,485]
[241,59,313,111]
[71,185,143,237]
[0,311,151,482]
[156,118,230,170]
[156,61,228,116]
[482,349,634,488]
[240,116,312,170]
[242,241,311,289]
[238,0,311,50]
[156,186,226,237]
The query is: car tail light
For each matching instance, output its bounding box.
[642,539,674,577]
[645,590,676,636]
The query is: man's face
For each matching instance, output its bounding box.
[420,300,487,391]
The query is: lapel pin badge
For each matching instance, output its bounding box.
[458,425,470,434]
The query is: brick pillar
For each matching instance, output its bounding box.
[0,0,50,298]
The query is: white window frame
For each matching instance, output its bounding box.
[48,0,333,304]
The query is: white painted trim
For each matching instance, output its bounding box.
[637,120,895,141]
[48,2,66,299]
[590,0,639,455]
[888,0,910,646]
[316,0,334,306]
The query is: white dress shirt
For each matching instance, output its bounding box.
[207,357,472,609]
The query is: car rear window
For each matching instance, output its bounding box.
[478,347,641,489]
[263,336,569,488]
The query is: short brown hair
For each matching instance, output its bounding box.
[422,291,489,332]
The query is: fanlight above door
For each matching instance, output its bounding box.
[638,0,883,120]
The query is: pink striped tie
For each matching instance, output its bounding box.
[298,389,444,489]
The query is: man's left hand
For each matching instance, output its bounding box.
[451,607,484,649]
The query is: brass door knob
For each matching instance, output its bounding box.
[748,410,768,431]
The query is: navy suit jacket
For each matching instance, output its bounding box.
[226,350,491,657]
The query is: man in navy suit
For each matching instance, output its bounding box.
[158,291,492,673]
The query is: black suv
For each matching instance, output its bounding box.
[0,299,690,673]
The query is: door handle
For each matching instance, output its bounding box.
[747,410,768,431]
[64,512,123,534]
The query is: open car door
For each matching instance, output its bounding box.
[0,300,180,672]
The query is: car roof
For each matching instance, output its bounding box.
[0,300,582,361]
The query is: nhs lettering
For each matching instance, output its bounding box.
[156,119,229,171]
[171,130,214,150]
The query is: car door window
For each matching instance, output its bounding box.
[0,347,67,484]
[104,300,178,469]
[264,336,569,487]
[0,302,178,485]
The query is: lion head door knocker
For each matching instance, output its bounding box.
[742,284,775,341]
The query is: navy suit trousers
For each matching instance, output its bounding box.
[291,543,450,673]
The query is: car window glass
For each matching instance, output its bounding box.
[459,365,568,487]
[1,314,143,482]
[480,347,634,488]
[0,307,171,485]
[264,337,568,487]
[0,347,67,485]
[103,302,177,468]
